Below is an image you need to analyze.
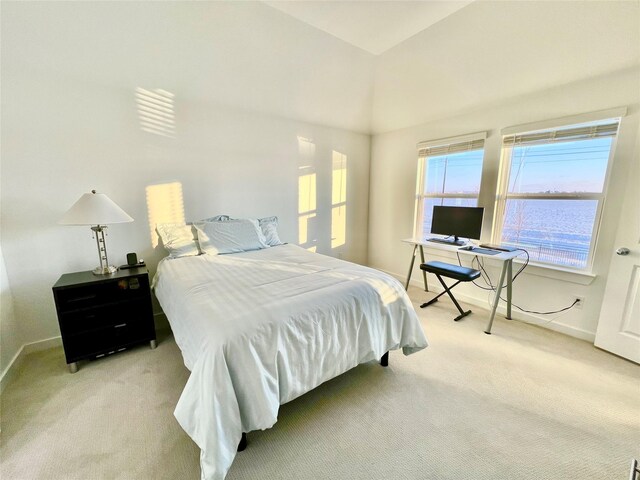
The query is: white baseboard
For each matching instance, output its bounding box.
[0,335,62,395]
[0,346,24,396]
[23,335,62,354]
[0,314,171,395]
[383,268,596,343]
[0,311,173,396]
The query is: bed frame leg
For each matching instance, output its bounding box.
[380,351,389,367]
[237,432,247,452]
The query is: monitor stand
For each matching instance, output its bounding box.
[426,236,465,246]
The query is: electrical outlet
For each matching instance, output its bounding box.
[575,296,585,309]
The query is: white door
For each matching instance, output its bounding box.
[594,133,640,363]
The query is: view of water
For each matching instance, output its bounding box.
[501,200,595,268]
[421,199,596,269]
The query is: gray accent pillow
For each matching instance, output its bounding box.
[200,215,231,222]
[258,216,283,246]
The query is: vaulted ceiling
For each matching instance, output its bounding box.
[263,1,639,133]
[264,1,473,55]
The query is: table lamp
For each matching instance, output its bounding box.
[59,190,134,275]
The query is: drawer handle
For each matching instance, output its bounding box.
[68,294,97,303]
[114,323,127,328]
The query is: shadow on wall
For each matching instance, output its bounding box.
[297,136,349,257]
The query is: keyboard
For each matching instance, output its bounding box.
[461,247,501,255]
[426,237,464,246]
[479,243,517,252]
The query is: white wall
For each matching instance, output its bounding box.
[0,2,373,348]
[372,0,639,133]
[369,69,640,339]
[0,244,21,377]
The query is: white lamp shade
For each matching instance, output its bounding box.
[59,191,134,225]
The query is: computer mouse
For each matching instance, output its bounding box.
[460,245,474,250]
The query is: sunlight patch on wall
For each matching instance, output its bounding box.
[136,88,175,138]
[298,213,316,245]
[145,182,185,247]
[298,170,317,214]
[331,151,348,249]
[298,136,316,156]
[298,168,317,246]
[297,135,318,250]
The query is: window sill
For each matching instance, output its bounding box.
[511,259,596,285]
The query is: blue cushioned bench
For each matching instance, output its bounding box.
[419,261,481,322]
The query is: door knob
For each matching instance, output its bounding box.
[616,247,630,256]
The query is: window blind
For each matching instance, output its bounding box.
[503,121,619,147]
[417,132,486,158]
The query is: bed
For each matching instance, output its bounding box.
[153,243,428,480]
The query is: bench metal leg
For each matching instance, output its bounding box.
[453,309,473,322]
[237,432,247,452]
[380,351,389,367]
[433,275,471,321]
[420,279,463,308]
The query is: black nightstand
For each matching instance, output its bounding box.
[52,267,156,373]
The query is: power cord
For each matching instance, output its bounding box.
[456,248,579,315]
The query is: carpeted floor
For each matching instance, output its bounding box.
[1,287,639,479]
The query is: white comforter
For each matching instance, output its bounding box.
[153,244,428,480]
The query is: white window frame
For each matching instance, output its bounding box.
[492,109,625,271]
[414,132,487,239]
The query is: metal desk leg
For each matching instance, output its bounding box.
[506,260,513,320]
[404,244,418,291]
[419,245,429,292]
[485,261,508,335]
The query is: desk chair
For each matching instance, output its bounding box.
[419,261,481,321]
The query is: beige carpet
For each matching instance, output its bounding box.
[2,287,639,480]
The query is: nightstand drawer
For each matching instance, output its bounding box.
[55,275,150,311]
[58,298,151,335]
[62,320,152,362]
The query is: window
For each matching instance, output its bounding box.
[414,133,486,239]
[493,118,620,270]
[331,150,347,249]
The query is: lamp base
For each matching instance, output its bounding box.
[93,265,118,275]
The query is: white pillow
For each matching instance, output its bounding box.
[258,216,283,246]
[195,219,268,255]
[156,224,200,258]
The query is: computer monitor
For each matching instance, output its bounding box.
[429,206,484,246]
